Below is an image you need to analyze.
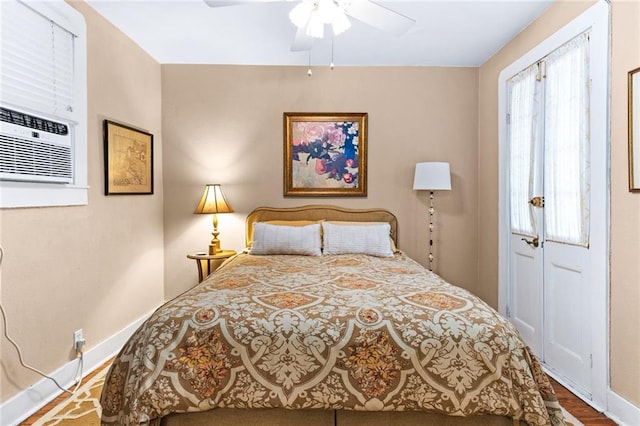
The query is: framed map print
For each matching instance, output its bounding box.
[283,112,367,197]
[104,120,154,195]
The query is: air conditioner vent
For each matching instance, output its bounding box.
[0,134,72,183]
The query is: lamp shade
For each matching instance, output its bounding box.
[193,184,234,214]
[413,162,452,191]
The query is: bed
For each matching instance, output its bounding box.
[100,205,565,426]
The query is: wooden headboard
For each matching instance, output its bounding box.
[245,205,398,248]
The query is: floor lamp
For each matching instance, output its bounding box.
[413,162,452,271]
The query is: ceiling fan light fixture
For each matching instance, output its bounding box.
[315,0,339,24]
[290,0,353,41]
[331,10,350,35]
[306,13,325,38]
[289,1,314,28]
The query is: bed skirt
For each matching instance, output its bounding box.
[158,408,522,426]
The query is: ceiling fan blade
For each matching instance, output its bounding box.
[203,0,280,7]
[291,25,314,51]
[342,0,415,36]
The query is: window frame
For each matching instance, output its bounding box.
[0,0,87,208]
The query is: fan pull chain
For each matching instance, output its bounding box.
[330,34,335,70]
[307,50,312,76]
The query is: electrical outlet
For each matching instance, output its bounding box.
[73,329,85,351]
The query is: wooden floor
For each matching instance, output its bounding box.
[22,364,617,425]
[548,377,618,425]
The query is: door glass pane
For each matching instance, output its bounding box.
[508,65,538,236]
[544,32,590,246]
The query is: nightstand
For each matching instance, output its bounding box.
[187,250,237,283]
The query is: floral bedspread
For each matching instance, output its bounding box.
[100,253,564,425]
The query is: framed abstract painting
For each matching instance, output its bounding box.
[283,112,367,196]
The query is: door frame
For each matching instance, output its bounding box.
[497,0,610,411]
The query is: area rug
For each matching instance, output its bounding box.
[30,363,109,426]
[28,363,583,426]
[561,409,584,426]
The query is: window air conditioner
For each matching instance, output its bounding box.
[0,106,73,184]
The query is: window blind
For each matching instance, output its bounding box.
[1,1,75,119]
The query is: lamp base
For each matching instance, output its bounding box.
[428,191,435,272]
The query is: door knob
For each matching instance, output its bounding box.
[529,196,545,207]
[521,236,539,248]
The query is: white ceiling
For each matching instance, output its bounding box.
[85,0,553,67]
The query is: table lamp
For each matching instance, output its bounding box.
[194,184,234,254]
[413,162,452,271]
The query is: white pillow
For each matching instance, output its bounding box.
[322,222,394,257]
[250,222,322,256]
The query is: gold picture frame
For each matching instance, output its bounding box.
[283,112,367,197]
[629,66,640,192]
[104,120,154,195]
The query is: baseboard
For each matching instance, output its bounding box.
[606,389,640,426]
[0,310,153,426]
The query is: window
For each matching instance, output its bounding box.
[0,0,87,208]
[543,34,590,246]
[507,32,591,247]
[507,64,538,238]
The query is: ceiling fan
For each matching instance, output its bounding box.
[203,0,415,52]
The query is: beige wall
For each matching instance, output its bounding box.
[478,0,640,407]
[161,65,480,299]
[0,1,164,402]
[610,0,640,407]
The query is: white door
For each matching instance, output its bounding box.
[543,243,591,394]
[506,33,594,396]
[509,233,543,357]
[538,37,593,393]
[506,63,545,358]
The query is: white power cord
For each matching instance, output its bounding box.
[0,246,84,395]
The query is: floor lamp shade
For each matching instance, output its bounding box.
[413,162,452,191]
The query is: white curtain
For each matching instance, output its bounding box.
[544,32,590,247]
[508,64,539,237]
